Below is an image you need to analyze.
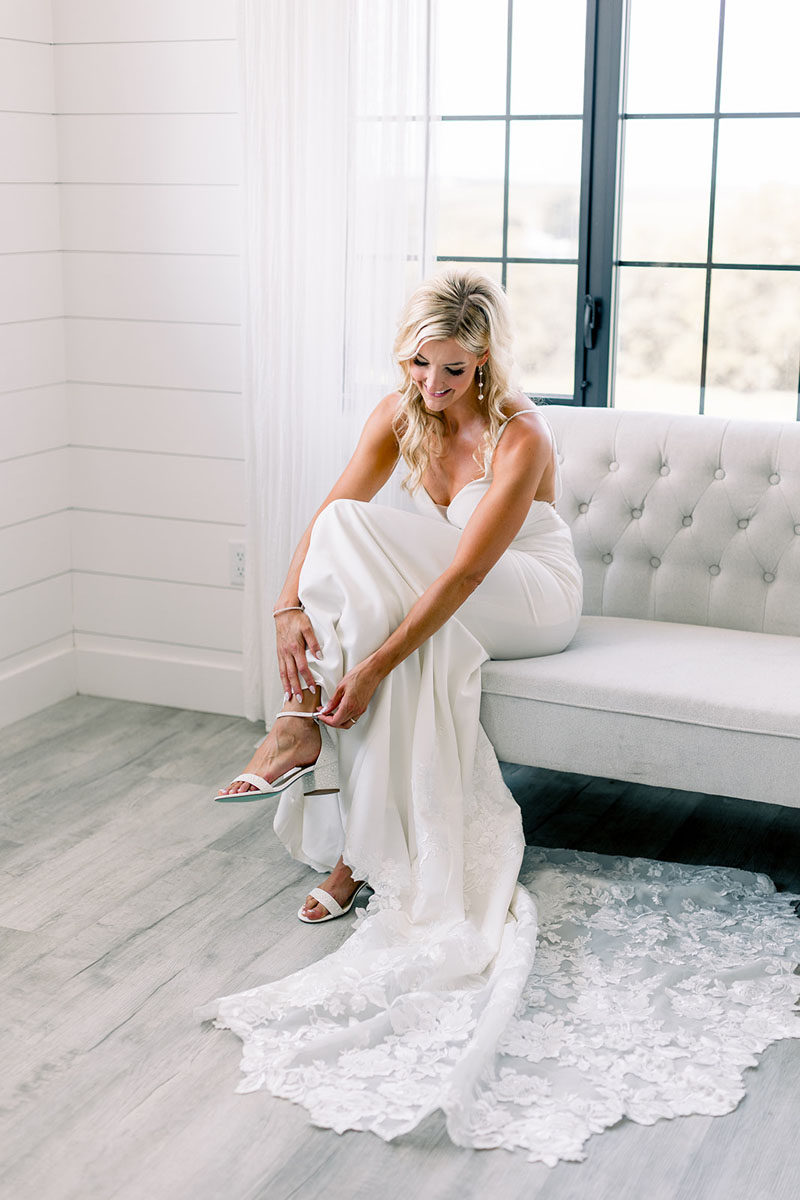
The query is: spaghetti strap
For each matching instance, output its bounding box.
[493,408,536,449]
[496,407,562,504]
[535,407,563,503]
[496,409,532,439]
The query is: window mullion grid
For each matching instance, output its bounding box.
[500,0,514,291]
[698,0,727,416]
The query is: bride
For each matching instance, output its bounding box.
[215,266,581,915]
[199,268,800,1163]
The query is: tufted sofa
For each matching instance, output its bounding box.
[479,405,800,809]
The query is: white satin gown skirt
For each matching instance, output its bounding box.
[197,498,800,1165]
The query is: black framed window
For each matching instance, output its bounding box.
[433,0,588,401]
[434,0,800,420]
[611,0,800,421]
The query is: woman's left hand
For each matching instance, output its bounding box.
[315,660,381,729]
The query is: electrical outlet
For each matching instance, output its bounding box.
[229,541,245,586]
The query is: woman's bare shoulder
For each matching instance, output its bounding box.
[494,396,553,466]
[381,389,403,412]
[500,395,550,439]
[500,390,541,419]
[375,390,405,434]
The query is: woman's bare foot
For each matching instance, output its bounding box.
[216,689,322,797]
[301,856,367,920]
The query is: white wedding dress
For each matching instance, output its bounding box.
[198,413,800,1165]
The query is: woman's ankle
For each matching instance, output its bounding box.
[280,683,320,713]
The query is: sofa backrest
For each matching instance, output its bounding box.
[542,404,800,636]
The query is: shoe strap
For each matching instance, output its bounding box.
[274,710,319,721]
[231,772,271,790]
[308,886,343,917]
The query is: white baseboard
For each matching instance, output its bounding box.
[0,639,77,731]
[74,635,246,717]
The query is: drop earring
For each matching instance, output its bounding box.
[477,364,485,403]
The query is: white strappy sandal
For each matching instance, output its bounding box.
[213,710,338,802]
[298,880,370,924]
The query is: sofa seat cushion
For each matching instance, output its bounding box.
[481,615,800,739]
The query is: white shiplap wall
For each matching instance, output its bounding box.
[0,1,73,728]
[0,0,248,729]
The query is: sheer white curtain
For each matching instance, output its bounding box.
[238,0,438,724]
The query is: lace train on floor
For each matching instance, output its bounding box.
[197,840,800,1165]
[199,495,800,1164]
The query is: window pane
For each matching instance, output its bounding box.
[510,0,586,115]
[721,0,800,113]
[619,119,713,262]
[506,263,578,395]
[507,120,582,258]
[625,0,720,115]
[436,0,508,116]
[436,121,506,258]
[433,259,504,286]
[612,267,706,413]
[704,269,800,420]
[713,118,800,265]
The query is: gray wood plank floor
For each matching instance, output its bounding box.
[1,695,798,1200]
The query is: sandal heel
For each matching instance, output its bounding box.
[303,722,339,795]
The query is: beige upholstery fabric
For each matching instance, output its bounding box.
[480,689,800,809]
[482,407,800,806]
[482,615,800,738]
[542,406,800,636]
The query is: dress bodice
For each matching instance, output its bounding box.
[413,408,566,543]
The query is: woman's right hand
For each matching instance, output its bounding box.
[275,610,323,701]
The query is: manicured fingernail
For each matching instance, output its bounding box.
[316,651,323,660]
[295,693,302,702]
[284,691,290,701]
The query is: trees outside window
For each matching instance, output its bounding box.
[434,0,800,420]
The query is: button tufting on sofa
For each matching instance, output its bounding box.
[650,557,661,568]
[479,405,800,809]
[631,508,642,519]
[714,468,725,479]
[578,503,589,514]
[659,464,670,476]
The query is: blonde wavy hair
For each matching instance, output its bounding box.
[391,266,523,494]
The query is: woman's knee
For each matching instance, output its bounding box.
[321,497,366,524]
[309,498,366,546]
